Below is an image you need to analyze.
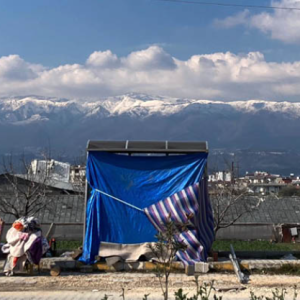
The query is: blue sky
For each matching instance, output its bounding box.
[0,0,298,66]
[0,0,300,101]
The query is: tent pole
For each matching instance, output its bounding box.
[83,177,89,245]
[83,143,89,245]
[205,141,209,180]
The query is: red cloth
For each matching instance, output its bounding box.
[12,222,24,232]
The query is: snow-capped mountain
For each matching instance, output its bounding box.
[2,93,300,123]
[1,93,300,174]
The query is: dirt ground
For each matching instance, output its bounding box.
[1,272,300,299]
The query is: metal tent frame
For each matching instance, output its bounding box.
[83,140,209,240]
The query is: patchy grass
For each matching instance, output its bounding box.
[255,264,300,276]
[54,240,300,252]
[213,240,300,251]
[55,240,82,250]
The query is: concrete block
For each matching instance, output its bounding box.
[80,265,93,273]
[94,262,111,271]
[185,265,195,276]
[136,262,146,270]
[123,262,141,271]
[112,262,125,271]
[64,260,76,269]
[172,262,185,270]
[195,262,209,273]
[39,259,52,269]
[106,257,121,266]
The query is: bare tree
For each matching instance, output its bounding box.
[210,181,261,234]
[148,218,187,300]
[0,152,54,218]
[209,158,262,234]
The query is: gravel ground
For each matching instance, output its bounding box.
[0,272,300,299]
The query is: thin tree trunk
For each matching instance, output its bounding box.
[165,275,169,300]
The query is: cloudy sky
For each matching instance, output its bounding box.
[0,0,300,101]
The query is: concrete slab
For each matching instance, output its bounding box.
[2,257,300,275]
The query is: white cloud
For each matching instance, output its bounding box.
[215,0,300,43]
[86,50,119,68]
[123,46,176,70]
[250,0,300,43]
[1,47,300,101]
[0,55,43,81]
[214,10,250,28]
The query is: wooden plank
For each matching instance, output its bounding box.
[45,223,54,239]
[0,218,4,241]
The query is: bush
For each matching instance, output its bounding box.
[279,186,300,197]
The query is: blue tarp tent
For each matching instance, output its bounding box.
[80,141,214,265]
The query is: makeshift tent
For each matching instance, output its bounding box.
[80,141,214,265]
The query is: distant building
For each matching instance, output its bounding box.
[209,171,232,182]
[282,177,293,184]
[292,177,300,187]
[245,171,283,184]
[0,173,75,195]
[242,171,285,194]
[209,168,300,195]
[30,159,86,186]
[30,159,71,183]
[248,183,286,195]
[70,165,86,185]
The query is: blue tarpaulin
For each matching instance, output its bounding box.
[80,151,209,264]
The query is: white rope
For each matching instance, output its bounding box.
[94,189,144,212]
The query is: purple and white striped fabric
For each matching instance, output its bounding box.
[144,179,214,265]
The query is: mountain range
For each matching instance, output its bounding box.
[1,93,300,175]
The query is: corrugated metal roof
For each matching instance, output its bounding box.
[0,195,84,224]
[15,174,76,192]
[212,196,300,225]
[2,193,300,226]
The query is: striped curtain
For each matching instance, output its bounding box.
[144,179,214,265]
